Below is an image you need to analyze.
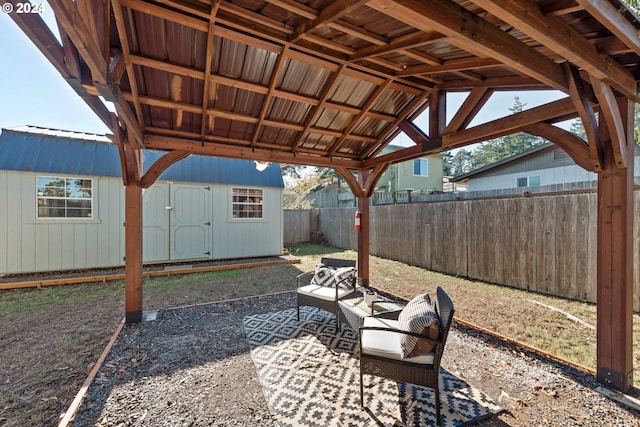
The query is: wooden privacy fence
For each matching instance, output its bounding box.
[283,209,312,244]
[303,190,640,311]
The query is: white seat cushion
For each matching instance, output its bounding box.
[361,316,435,365]
[297,284,353,301]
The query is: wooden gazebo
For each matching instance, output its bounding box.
[4,0,637,392]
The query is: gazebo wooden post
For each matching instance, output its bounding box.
[124,183,144,323]
[596,98,634,392]
[357,169,370,288]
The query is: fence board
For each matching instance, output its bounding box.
[307,190,639,311]
[283,210,311,244]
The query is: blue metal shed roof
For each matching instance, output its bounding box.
[0,127,284,188]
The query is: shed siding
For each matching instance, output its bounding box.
[209,185,283,259]
[0,171,124,274]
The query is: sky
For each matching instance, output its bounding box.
[0,5,569,143]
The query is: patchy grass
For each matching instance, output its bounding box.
[0,244,638,426]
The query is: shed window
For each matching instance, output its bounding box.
[413,159,429,176]
[232,187,263,219]
[517,175,541,187]
[37,176,93,218]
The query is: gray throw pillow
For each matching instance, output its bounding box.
[397,293,440,358]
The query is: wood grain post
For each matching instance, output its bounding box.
[596,99,634,391]
[125,183,143,323]
[357,169,370,288]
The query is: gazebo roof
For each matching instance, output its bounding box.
[6,0,640,175]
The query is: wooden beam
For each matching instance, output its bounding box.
[444,87,493,133]
[124,183,143,323]
[564,63,603,171]
[429,89,446,139]
[368,0,568,91]
[143,135,362,169]
[399,57,501,77]
[472,0,639,102]
[352,31,445,61]
[590,78,628,169]
[521,123,594,171]
[398,120,429,145]
[357,169,371,288]
[290,0,369,43]
[111,0,145,130]
[596,98,635,392]
[139,150,191,188]
[200,1,222,137]
[442,97,577,148]
[576,0,640,56]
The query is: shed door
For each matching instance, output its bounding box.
[143,184,170,262]
[170,184,211,260]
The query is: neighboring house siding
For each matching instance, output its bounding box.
[461,145,640,192]
[468,164,597,191]
[376,145,444,193]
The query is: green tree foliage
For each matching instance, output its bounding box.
[444,97,545,177]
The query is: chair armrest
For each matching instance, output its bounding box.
[296,271,314,288]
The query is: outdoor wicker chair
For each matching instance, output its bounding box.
[296,257,357,330]
[358,287,455,426]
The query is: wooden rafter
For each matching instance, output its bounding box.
[363,92,431,160]
[251,45,290,150]
[368,0,568,92]
[472,0,639,102]
[200,0,221,138]
[576,0,640,56]
[48,0,143,147]
[327,80,394,156]
[292,64,347,151]
[444,87,494,134]
[111,0,144,131]
[290,0,369,43]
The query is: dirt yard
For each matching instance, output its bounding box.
[0,244,638,426]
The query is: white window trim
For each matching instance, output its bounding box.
[36,175,94,220]
[413,158,429,177]
[517,175,542,187]
[229,187,265,221]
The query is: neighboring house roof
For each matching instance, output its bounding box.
[451,143,554,182]
[452,142,640,182]
[0,127,284,188]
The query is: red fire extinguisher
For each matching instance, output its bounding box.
[355,211,361,231]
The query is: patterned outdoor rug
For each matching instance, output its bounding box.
[243,306,504,427]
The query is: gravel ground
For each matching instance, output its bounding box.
[70,292,640,427]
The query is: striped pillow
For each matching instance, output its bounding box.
[310,264,356,289]
[398,293,440,358]
[310,265,335,287]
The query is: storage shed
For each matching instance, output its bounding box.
[0,126,284,274]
